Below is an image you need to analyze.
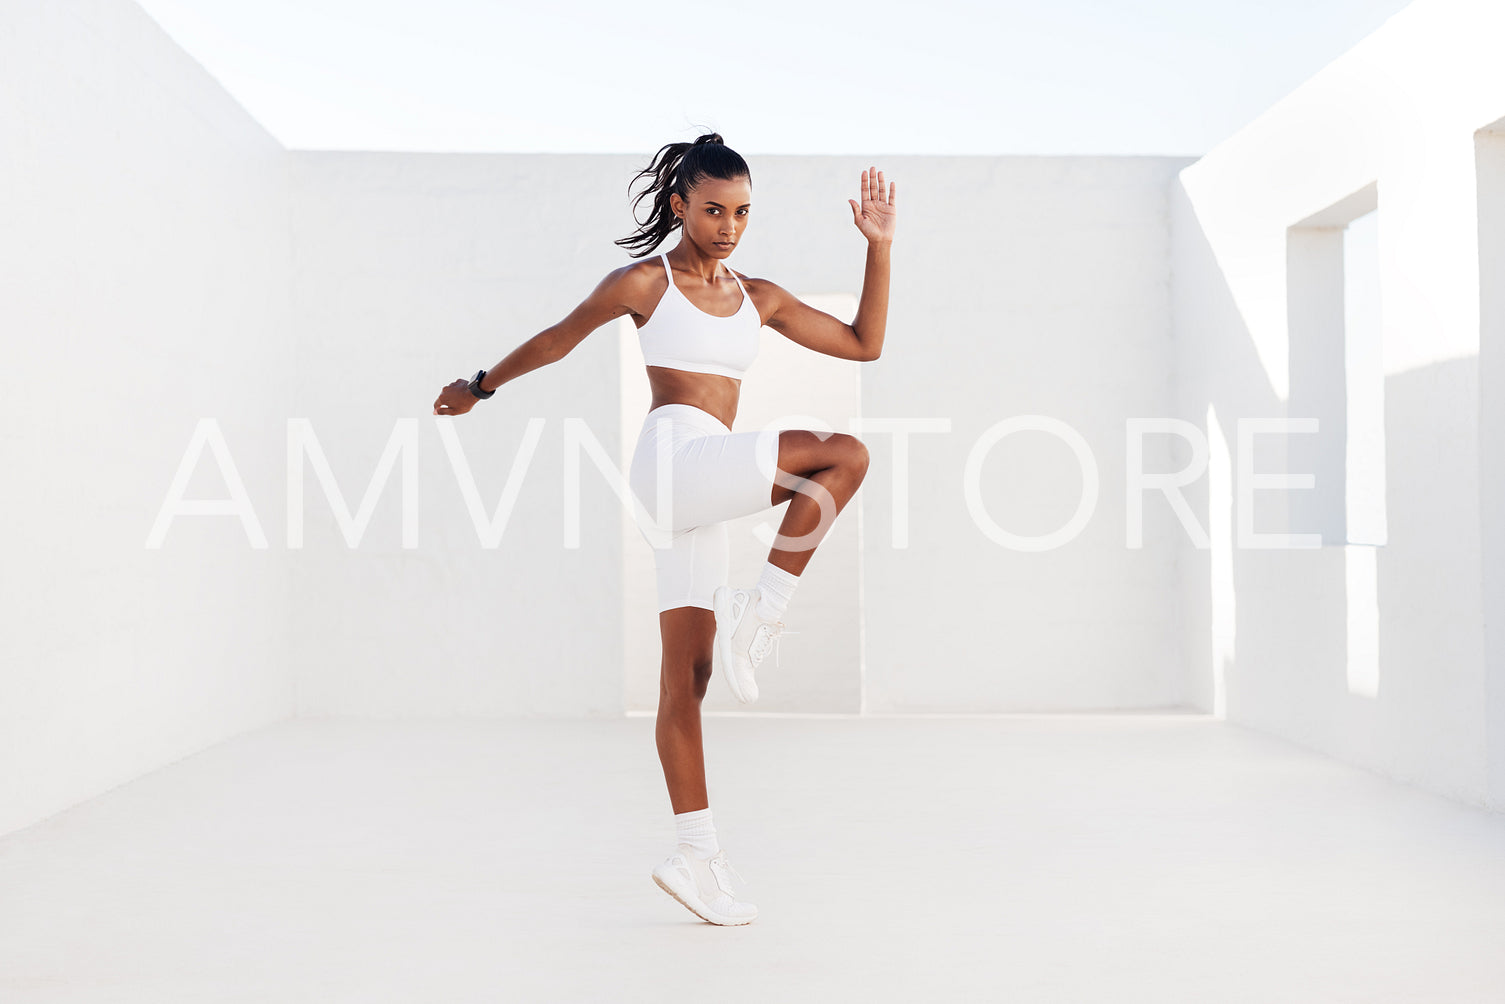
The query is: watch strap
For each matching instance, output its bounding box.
[468,368,495,399]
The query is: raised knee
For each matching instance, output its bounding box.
[840,434,870,477]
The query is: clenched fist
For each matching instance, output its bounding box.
[433,379,479,416]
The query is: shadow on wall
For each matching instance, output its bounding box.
[1173,119,1501,808]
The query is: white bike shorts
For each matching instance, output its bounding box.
[628,404,781,613]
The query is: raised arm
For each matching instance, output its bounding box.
[433,264,650,416]
[760,166,895,363]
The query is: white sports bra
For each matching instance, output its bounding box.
[637,252,761,380]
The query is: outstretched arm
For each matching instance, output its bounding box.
[764,166,895,362]
[432,266,648,416]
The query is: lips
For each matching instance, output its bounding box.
[713,241,734,249]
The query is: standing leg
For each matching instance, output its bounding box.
[649,602,759,925]
[654,606,716,813]
[637,416,760,923]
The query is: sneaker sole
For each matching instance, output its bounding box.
[651,869,757,926]
[712,587,756,704]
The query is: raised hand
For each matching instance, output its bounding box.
[848,166,896,245]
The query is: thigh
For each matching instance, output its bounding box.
[632,425,778,531]
[770,429,871,504]
[772,429,869,478]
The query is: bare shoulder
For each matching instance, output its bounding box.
[605,257,664,292]
[598,257,669,318]
[725,264,788,296]
[726,268,791,319]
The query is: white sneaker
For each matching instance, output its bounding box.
[712,586,789,704]
[651,845,759,925]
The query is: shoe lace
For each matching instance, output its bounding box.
[750,622,799,669]
[709,852,747,895]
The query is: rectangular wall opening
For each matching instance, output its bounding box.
[1286,181,1387,547]
[1287,181,1387,698]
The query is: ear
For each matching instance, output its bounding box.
[668,192,684,220]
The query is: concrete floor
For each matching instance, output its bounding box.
[1,713,1503,1003]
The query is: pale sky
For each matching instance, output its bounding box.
[133,0,1414,157]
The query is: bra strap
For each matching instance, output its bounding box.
[661,250,747,299]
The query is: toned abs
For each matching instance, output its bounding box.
[634,258,759,430]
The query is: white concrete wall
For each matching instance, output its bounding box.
[280,153,1190,717]
[1170,0,1505,808]
[1478,121,1505,812]
[0,0,1204,838]
[856,156,1194,711]
[283,153,636,719]
[0,0,294,835]
[19,0,1501,837]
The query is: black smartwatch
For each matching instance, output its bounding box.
[467,369,495,399]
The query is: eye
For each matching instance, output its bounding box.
[736,208,748,216]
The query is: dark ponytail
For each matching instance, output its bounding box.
[615,133,751,258]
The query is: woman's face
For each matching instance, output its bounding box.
[670,174,751,257]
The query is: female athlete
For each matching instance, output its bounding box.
[432,133,895,924]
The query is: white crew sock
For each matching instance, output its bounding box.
[674,807,720,859]
[756,562,800,622]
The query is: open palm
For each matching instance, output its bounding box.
[848,167,896,244]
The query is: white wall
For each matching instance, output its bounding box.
[16,0,1500,839]
[279,153,1191,718]
[0,0,1204,838]
[1479,121,1505,811]
[1170,0,1505,808]
[855,156,1194,711]
[283,152,636,719]
[0,0,294,836]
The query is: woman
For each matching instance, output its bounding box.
[432,133,895,926]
